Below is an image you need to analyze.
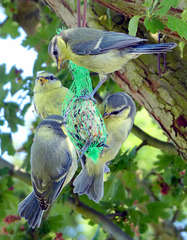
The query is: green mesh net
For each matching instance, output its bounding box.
[62,61,107,163]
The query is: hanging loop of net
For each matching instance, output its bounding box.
[62,61,107,163]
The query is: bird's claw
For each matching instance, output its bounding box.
[76,94,97,104]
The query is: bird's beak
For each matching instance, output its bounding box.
[102,112,109,118]
[38,77,48,83]
[57,57,63,69]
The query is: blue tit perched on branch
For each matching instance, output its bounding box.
[33,71,70,119]
[48,28,177,101]
[18,115,77,228]
[73,92,136,202]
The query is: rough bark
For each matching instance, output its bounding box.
[43,0,187,160]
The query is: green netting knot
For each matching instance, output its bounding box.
[62,61,107,164]
[56,26,66,34]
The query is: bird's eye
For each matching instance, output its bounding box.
[111,110,119,115]
[50,76,54,80]
[53,49,58,56]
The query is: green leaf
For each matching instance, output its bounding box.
[147,202,170,223]
[144,16,165,33]
[151,0,160,13]
[0,167,9,176]
[143,0,153,9]
[91,223,102,240]
[163,170,172,185]
[46,215,63,231]
[103,178,126,202]
[0,18,20,39]
[0,89,8,102]
[157,0,180,16]
[181,9,187,22]
[123,171,137,188]
[167,15,187,40]
[128,15,141,36]
[0,133,15,155]
[154,154,171,170]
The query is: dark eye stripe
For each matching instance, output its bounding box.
[111,106,128,115]
[45,76,56,81]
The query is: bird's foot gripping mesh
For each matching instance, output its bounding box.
[62,61,107,163]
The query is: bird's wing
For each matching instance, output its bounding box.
[67,28,147,55]
[32,151,73,209]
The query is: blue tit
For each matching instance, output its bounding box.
[33,71,70,119]
[48,27,177,101]
[73,92,136,202]
[18,115,77,228]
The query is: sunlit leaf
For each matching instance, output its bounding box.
[128,15,141,36]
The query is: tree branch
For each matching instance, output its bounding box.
[66,197,133,240]
[0,157,31,185]
[92,0,187,43]
[0,157,133,240]
[131,125,179,155]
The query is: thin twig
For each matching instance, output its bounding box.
[77,0,81,27]
[131,125,178,155]
[136,141,147,153]
[82,0,87,27]
[171,209,180,223]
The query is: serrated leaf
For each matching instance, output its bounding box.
[157,0,180,16]
[123,171,137,188]
[128,15,141,36]
[0,18,20,39]
[0,133,15,155]
[154,154,171,170]
[4,102,20,132]
[46,215,63,231]
[0,89,9,102]
[167,15,187,40]
[0,64,9,87]
[163,171,172,185]
[147,201,170,223]
[144,16,165,33]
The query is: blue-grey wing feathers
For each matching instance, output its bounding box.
[68,28,146,55]
[73,166,104,203]
[18,191,44,229]
[67,28,176,56]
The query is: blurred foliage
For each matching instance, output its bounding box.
[0,0,187,240]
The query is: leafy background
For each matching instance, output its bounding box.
[0,0,187,239]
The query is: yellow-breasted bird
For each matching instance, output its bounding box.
[18,115,77,228]
[33,71,70,119]
[48,27,177,101]
[73,92,136,202]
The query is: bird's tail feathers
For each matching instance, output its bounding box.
[73,166,104,203]
[131,43,177,54]
[18,191,44,229]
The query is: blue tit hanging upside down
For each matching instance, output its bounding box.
[48,27,177,101]
[73,92,136,202]
[33,71,70,119]
[18,115,77,228]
